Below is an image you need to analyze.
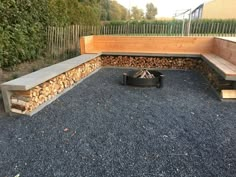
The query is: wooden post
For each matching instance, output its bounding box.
[80,37,86,54]
[187,9,192,36]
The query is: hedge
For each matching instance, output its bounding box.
[0,0,48,68]
[0,0,101,68]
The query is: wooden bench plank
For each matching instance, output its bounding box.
[201,53,236,80]
[216,37,236,43]
[221,90,236,99]
[215,59,236,73]
[101,52,201,58]
[207,59,236,75]
[204,53,236,72]
[203,54,236,72]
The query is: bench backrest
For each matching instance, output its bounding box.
[80,36,214,54]
[80,36,236,65]
[213,37,236,65]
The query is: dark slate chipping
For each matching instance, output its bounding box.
[0,68,236,177]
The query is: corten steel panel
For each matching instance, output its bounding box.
[81,36,215,55]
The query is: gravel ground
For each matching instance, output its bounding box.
[0,68,236,177]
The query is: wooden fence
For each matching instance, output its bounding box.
[47,22,236,59]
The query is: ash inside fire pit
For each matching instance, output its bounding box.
[123,69,163,88]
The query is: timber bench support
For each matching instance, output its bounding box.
[1,36,236,116]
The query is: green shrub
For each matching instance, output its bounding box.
[0,0,48,68]
[11,73,19,80]
[0,0,101,68]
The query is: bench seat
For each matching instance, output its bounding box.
[1,54,100,91]
[201,53,236,81]
[1,54,101,115]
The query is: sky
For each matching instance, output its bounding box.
[117,0,211,18]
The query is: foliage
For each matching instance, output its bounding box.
[48,0,101,26]
[101,19,236,35]
[146,3,158,20]
[131,6,144,20]
[100,0,128,21]
[103,19,236,26]
[0,0,103,68]
[104,20,182,25]
[190,19,236,34]
[100,0,110,21]
[48,0,68,26]
[0,0,48,68]
[73,2,100,25]
[109,1,127,20]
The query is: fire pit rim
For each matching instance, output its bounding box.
[123,69,164,88]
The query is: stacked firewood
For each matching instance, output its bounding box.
[197,62,234,92]
[133,69,155,78]
[101,55,234,93]
[9,55,234,114]
[101,56,200,69]
[10,57,101,114]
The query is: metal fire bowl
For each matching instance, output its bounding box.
[123,70,164,88]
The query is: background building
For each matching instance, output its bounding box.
[191,0,236,19]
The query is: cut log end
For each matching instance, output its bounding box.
[134,69,155,79]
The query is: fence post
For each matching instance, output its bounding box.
[182,18,185,36]
[186,9,192,36]
[143,24,145,35]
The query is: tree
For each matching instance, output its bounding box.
[100,0,127,21]
[0,0,48,67]
[100,0,110,21]
[48,0,101,25]
[109,1,127,20]
[48,0,68,26]
[145,3,157,20]
[131,6,144,20]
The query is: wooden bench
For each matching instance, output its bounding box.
[1,36,236,116]
[80,36,236,100]
[82,36,236,74]
[200,53,236,99]
[1,54,101,115]
[201,53,236,81]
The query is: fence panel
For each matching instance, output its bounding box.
[47,22,236,59]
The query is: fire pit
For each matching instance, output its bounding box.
[123,69,164,88]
